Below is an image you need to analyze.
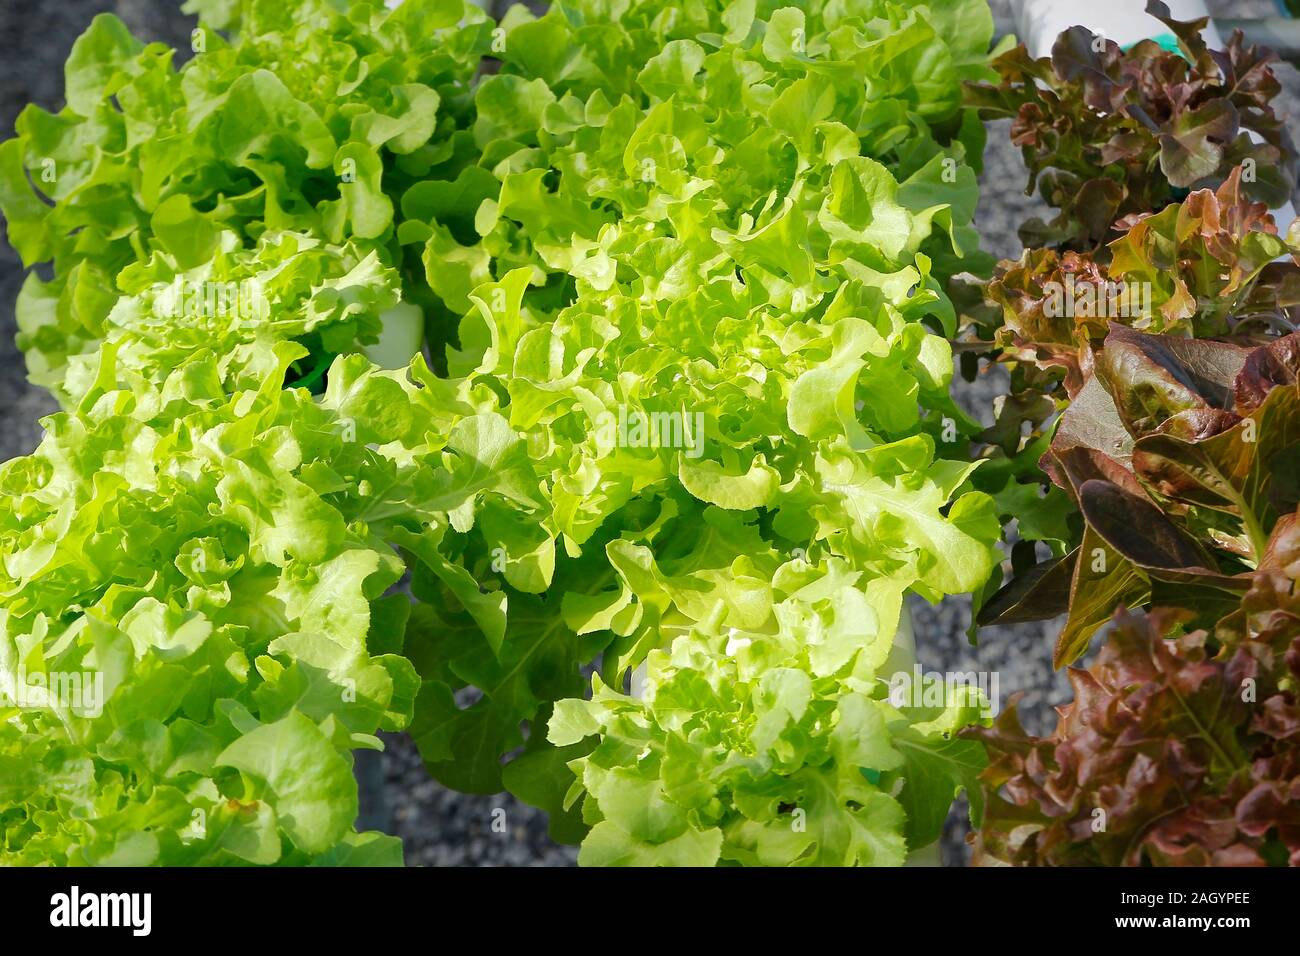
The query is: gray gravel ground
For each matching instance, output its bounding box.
[0,0,1292,867]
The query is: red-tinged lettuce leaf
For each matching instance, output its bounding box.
[1031,332,1299,658]
[1262,513,1300,576]
[965,2,1297,254]
[968,607,1300,867]
[1236,333,1300,411]
[974,324,1300,661]
[1060,330,1296,513]
[1046,445,1144,502]
[1048,374,1134,479]
[958,178,1298,454]
[980,248,1111,398]
[977,548,1076,627]
[1,0,1013,872]
[1095,324,1251,439]
[1107,170,1291,338]
[1078,479,1216,572]
[1216,512,1300,657]
[1132,427,1268,561]
[1054,523,1151,668]
[1079,479,1251,624]
[1159,99,1240,188]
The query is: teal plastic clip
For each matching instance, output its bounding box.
[1123,32,1185,58]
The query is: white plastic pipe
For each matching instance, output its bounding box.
[1011,0,1297,234]
[364,302,426,370]
[882,609,946,866]
[1014,0,1222,57]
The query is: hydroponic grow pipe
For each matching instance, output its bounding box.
[1216,18,1300,61]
